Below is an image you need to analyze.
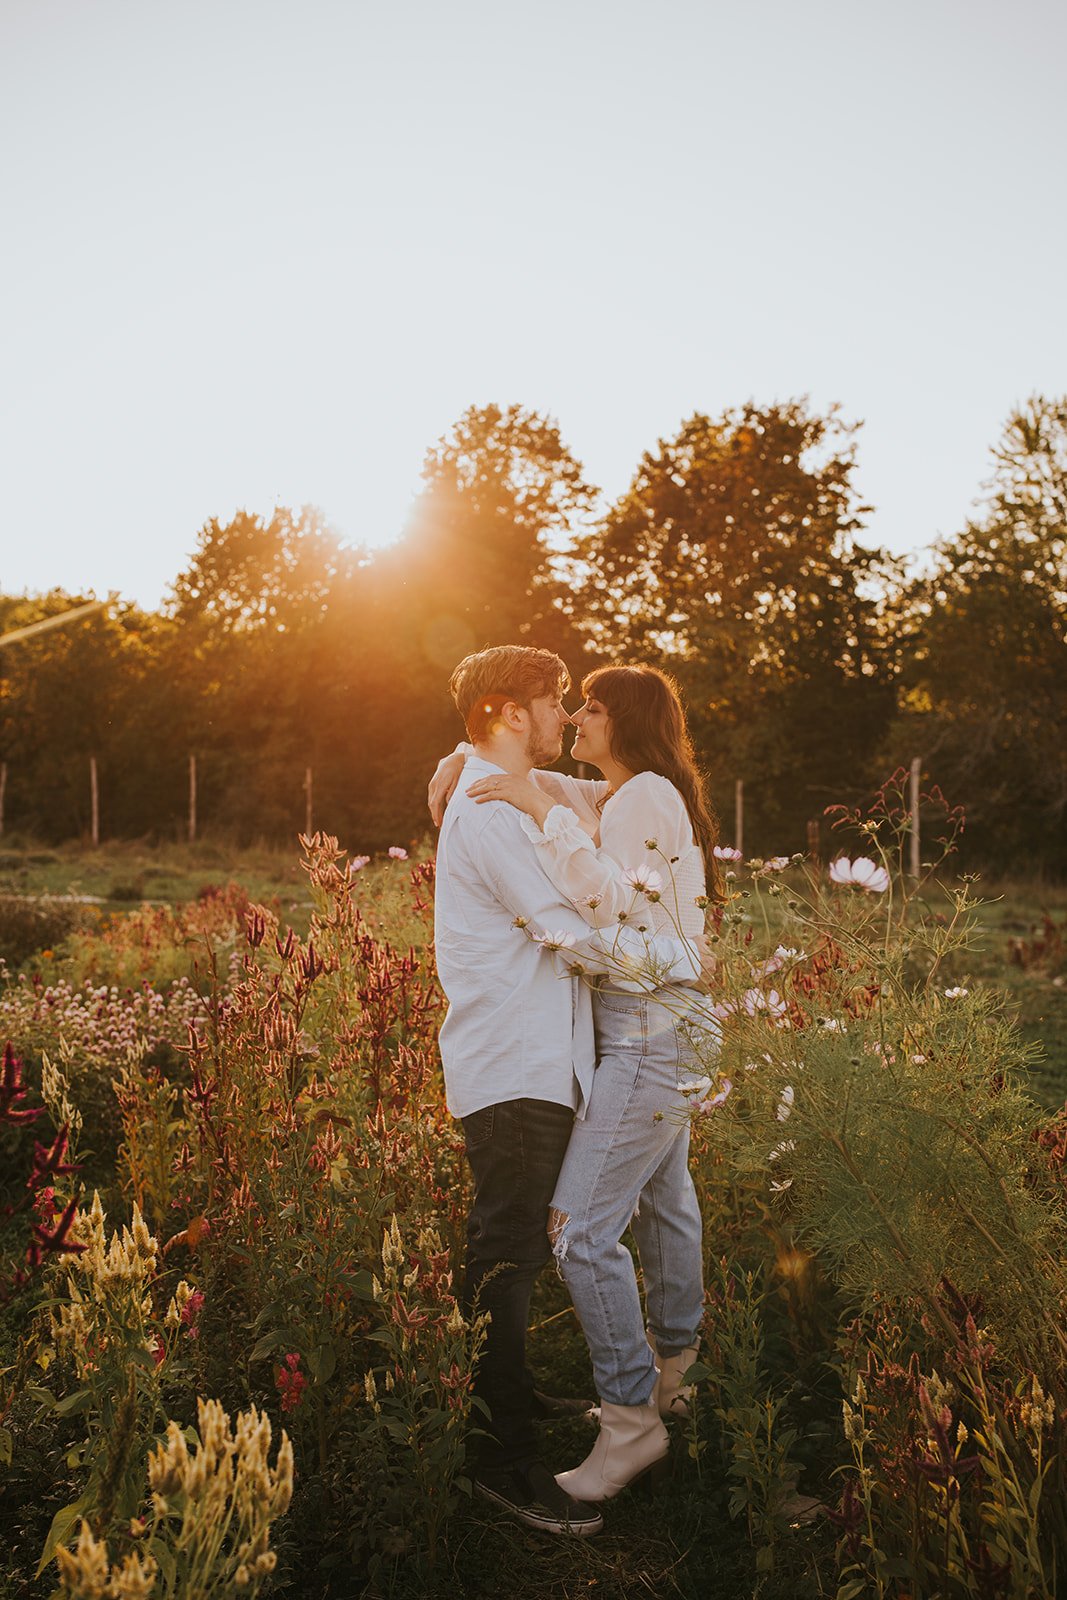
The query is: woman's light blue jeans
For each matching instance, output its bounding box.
[549,986,706,1407]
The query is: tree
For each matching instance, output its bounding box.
[0,592,171,840]
[169,506,358,635]
[389,403,599,665]
[575,401,895,846]
[888,396,1067,869]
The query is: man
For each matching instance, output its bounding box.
[434,644,697,1537]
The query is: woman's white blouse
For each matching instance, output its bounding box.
[523,769,707,940]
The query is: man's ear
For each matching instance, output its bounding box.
[500,700,528,732]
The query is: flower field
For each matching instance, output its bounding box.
[2,786,1067,1600]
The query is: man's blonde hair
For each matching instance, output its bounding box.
[449,645,570,739]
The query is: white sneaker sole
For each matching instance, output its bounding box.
[475,1480,604,1537]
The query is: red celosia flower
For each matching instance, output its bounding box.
[276,1352,307,1412]
[0,1042,43,1124]
[181,1289,205,1338]
[27,1124,79,1190]
[26,1195,88,1267]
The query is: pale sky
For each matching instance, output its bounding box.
[2,0,1064,609]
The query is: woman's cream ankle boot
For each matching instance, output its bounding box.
[653,1345,700,1419]
[554,1399,669,1502]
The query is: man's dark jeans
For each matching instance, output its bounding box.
[461,1096,575,1473]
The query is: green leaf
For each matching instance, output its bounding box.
[148,1536,177,1590]
[250,1332,286,1363]
[836,1580,870,1600]
[307,1343,336,1383]
[37,1495,92,1577]
[53,1388,93,1419]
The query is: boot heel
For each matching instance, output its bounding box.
[631,1451,670,1494]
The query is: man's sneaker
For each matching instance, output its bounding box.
[531,1388,595,1420]
[474,1460,604,1536]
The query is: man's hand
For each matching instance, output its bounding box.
[428,750,466,827]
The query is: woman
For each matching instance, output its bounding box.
[437,664,723,1501]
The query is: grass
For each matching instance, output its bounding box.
[0,834,311,914]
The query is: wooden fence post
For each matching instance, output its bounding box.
[909,756,921,878]
[90,756,99,847]
[188,755,197,845]
[304,767,313,838]
[0,761,6,837]
[807,817,821,867]
[734,779,744,857]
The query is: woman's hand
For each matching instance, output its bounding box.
[428,750,466,827]
[466,773,556,830]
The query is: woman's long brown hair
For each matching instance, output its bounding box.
[582,664,726,901]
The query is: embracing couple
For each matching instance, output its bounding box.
[428,645,724,1537]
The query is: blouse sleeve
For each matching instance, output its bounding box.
[455,743,606,837]
[529,769,609,837]
[519,773,691,929]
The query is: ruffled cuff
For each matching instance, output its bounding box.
[518,804,596,850]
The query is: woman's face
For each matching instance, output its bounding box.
[569,695,613,770]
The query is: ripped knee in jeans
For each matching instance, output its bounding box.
[547,1207,569,1265]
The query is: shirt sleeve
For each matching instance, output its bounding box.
[518,773,692,926]
[474,805,701,989]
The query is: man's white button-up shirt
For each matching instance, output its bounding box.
[435,754,700,1120]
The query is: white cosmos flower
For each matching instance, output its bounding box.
[768,1138,796,1162]
[770,1176,794,1192]
[533,930,577,952]
[829,857,890,893]
[766,857,790,872]
[944,986,969,999]
[624,865,664,896]
[776,1085,795,1121]
[819,1018,846,1033]
[678,1074,713,1098]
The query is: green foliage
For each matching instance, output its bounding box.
[571,399,896,845]
[0,894,97,970]
[3,393,1067,869]
[886,394,1067,872]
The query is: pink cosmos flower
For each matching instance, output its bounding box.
[742,988,788,1021]
[753,945,803,979]
[829,857,890,893]
[351,855,370,871]
[388,846,408,861]
[713,846,743,862]
[697,1079,733,1113]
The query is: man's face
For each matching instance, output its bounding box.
[524,693,570,767]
